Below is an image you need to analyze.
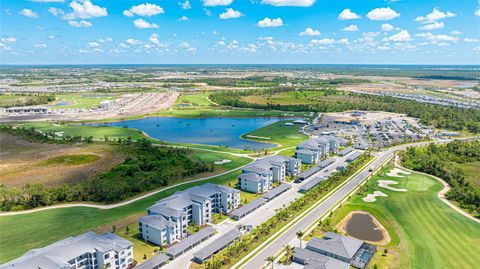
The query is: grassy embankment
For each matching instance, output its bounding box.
[305,165,480,269]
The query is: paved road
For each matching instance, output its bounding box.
[236,142,430,269]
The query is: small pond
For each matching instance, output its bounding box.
[97,117,286,150]
[345,213,385,242]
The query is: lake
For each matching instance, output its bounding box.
[100,117,284,149]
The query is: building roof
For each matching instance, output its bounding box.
[297,166,322,180]
[294,248,350,269]
[306,232,364,260]
[296,148,315,155]
[0,232,132,269]
[139,214,176,230]
[263,183,291,200]
[243,161,272,174]
[135,253,170,269]
[193,229,241,261]
[166,226,216,257]
[337,147,353,156]
[231,197,267,219]
[238,172,262,182]
[346,151,362,162]
[299,177,326,192]
[317,158,335,169]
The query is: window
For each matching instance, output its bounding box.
[104,253,110,260]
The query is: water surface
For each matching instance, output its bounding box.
[345,213,384,242]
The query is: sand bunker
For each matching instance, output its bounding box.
[363,191,388,202]
[214,159,232,165]
[387,168,411,178]
[378,180,407,192]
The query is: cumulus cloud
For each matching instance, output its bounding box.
[88,41,100,47]
[179,1,191,10]
[420,22,444,30]
[64,0,107,19]
[1,37,17,43]
[178,16,189,21]
[338,9,360,20]
[133,18,159,29]
[476,9,480,16]
[48,7,64,16]
[310,38,335,45]
[68,20,92,27]
[367,7,399,21]
[387,30,411,42]
[299,27,320,36]
[219,8,242,19]
[126,39,143,45]
[415,32,458,43]
[415,8,455,23]
[257,17,283,28]
[381,23,394,32]
[123,3,164,17]
[261,0,315,7]
[342,24,359,31]
[35,43,47,48]
[19,8,38,18]
[203,0,233,7]
[451,30,462,35]
[464,38,479,42]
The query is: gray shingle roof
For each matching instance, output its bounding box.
[0,232,132,269]
[238,172,262,182]
[337,147,353,157]
[293,247,350,269]
[230,197,267,219]
[166,226,216,257]
[306,232,364,260]
[135,253,170,269]
[299,177,326,192]
[263,183,291,200]
[346,151,362,162]
[140,214,176,230]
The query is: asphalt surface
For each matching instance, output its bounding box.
[237,143,427,269]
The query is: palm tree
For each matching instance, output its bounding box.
[296,230,305,248]
[266,256,275,269]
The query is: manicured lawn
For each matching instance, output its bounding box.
[52,94,117,109]
[39,154,100,166]
[324,165,480,269]
[241,120,308,150]
[20,122,146,141]
[189,151,251,171]
[175,93,216,107]
[116,224,161,263]
[0,169,244,263]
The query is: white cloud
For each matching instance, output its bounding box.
[476,9,480,16]
[126,39,143,45]
[387,30,411,42]
[34,43,47,48]
[68,20,92,27]
[123,3,164,17]
[31,0,64,2]
[48,35,55,40]
[64,1,107,19]
[88,41,100,47]
[203,0,233,7]
[419,22,444,30]
[180,1,191,10]
[219,8,242,19]
[337,38,349,45]
[381,23,394,32]
[415,8,455,23]
[415,32,458,43]
[19,8,38,18]
[133,18,159,29]
[450,30,462,35]
[48,7,64,16]
[257,17,283,28]
[98,38,112,43]
[299,27,320,36]
[261,0,315,7]
[338,9,360,20]
[464,38,479,43]
[1,37,17,43]
[204,8,212,16]
[178,16,189,21]
[342,24,359,31]
[367,7,400,21]
[474,46,480,51]
[310,38,335,45]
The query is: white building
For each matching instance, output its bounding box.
[139,183,240,246]
[0,232,134,269]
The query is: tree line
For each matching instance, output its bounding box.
[0,138,213,211]
[210,89,480,133]
[400,140,480,216]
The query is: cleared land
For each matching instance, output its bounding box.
[322,165,480,269]
[0,95,27,107]
[0,133,123,188]
[52,94,118,109]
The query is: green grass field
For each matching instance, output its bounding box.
[0,95,27,107]
[0,168,247,262]
[52,94,117,109]
[241,120,308,150]
[454,161,480,187]
[326,165,480,269]
[175,93,216,107]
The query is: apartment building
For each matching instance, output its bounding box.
[139,183,239,246]
[0,232,133,269]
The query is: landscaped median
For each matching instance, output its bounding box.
[198,154,375,269]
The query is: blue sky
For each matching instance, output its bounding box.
[1,0,480,64]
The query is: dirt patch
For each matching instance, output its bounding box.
[336,210,391,245]
[0,134,124,188]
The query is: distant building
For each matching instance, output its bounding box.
[295,136,338,164]
[5,106,51,114]
[100,100,114,110]
[139,183,239,246]
[0,231,133,269]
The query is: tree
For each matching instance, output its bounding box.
[125,226,130,234]
[296,230,305,248]
[111,225,116,233]
[266,256,275,269]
